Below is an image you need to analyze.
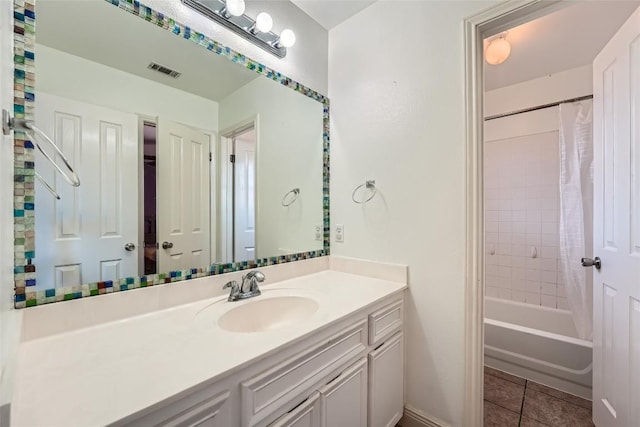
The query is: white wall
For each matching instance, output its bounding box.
[328,1,499,425]
[219,77,324,258]
[37,45,219,132]
[144,0,328,95]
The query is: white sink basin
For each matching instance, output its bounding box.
[217,296,319,333]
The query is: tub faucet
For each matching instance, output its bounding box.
[223,270,264,302]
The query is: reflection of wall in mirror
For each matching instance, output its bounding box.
[220,77,324,258]
[33,45,219,291]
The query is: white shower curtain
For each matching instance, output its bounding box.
[559,100,593,341]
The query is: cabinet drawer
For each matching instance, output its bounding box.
[115,388,230,427]
[242,319,367,426]
[368,300,403,346]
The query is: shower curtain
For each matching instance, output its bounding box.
[559,100,593,341]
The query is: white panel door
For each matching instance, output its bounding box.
[35,92,138,289]
[233,133,256,262]
[592,7,640,426]
[319,358,367,427]
[157,119,210,273]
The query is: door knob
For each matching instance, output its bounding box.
[162,241,174,250]
[581,257,601,270]
[124,242,136,252]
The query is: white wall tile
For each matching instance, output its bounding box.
[540,258,556,271]
[512,222,526,234]
[541,270,557,284]
[498,255,512,266]
[557,297,570,310]
[511,290,525,302]
[541,294,557,308]
[526,269,541,281]
[541,209,557,222]
[541,282,557,296]
[499,289,513,300]
[486,210,500,221]
[541,222,558,236]
[512,257,526,268]
[512,245,526,256]
[512,233,526,245]
[524,292,541,305]
[540,245,558,259]
[526,257,541,269]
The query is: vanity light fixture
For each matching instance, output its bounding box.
[182,0,295,58]
[485,34,511,65]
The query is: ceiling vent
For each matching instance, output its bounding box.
[147,62,182,78]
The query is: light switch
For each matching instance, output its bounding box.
[315,225,322,241]
[335,224,344,243]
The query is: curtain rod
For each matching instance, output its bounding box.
[484,94,594,121]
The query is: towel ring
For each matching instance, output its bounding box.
[35,172,61,200]
[25,121,81,187]
[352,180,376,204]
[282,188,300,207]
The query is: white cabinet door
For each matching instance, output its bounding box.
[157,119,211,274]
[319,358,367,427]
[592,6,640,427]
[269,392,320,427]
[368,333,403,427]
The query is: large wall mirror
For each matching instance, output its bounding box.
[13,0,329,307]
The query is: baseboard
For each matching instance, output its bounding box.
[398,405,451,427]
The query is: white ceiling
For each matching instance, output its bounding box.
[37,1,259,102]
[484,1,640,90]
[290,0,376,30]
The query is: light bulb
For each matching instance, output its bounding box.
[485,37,511,65]
[280,29,296,48]
[226,0,245,17]
[255,12,273,33]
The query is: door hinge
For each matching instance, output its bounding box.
[209,152,212,162]
[230,154,235,163]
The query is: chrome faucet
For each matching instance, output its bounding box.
[223,270,265,302]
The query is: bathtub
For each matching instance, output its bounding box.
[484,297,593,400]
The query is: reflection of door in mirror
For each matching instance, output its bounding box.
[157,119,212,274]
[232,128,256,262]
[35,93,139,289]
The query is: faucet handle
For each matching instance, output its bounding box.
[223,280,240,301]
[243,270,265,282]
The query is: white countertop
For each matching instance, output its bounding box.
[12,270,406,426]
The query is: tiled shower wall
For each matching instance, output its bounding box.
[484,129,569,310]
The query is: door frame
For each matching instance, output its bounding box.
[462,1,573,424]
[137,114,158,275]
[219,116,259,263]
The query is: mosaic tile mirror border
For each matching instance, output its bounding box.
[12,0,330,308]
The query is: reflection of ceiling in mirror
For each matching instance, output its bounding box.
[37,1,260,102]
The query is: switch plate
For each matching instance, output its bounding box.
[335,224,344,243]
[314,225,322,241]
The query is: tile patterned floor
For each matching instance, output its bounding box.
[483,366,595,427]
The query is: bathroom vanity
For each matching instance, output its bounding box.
[11,258,406,427]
